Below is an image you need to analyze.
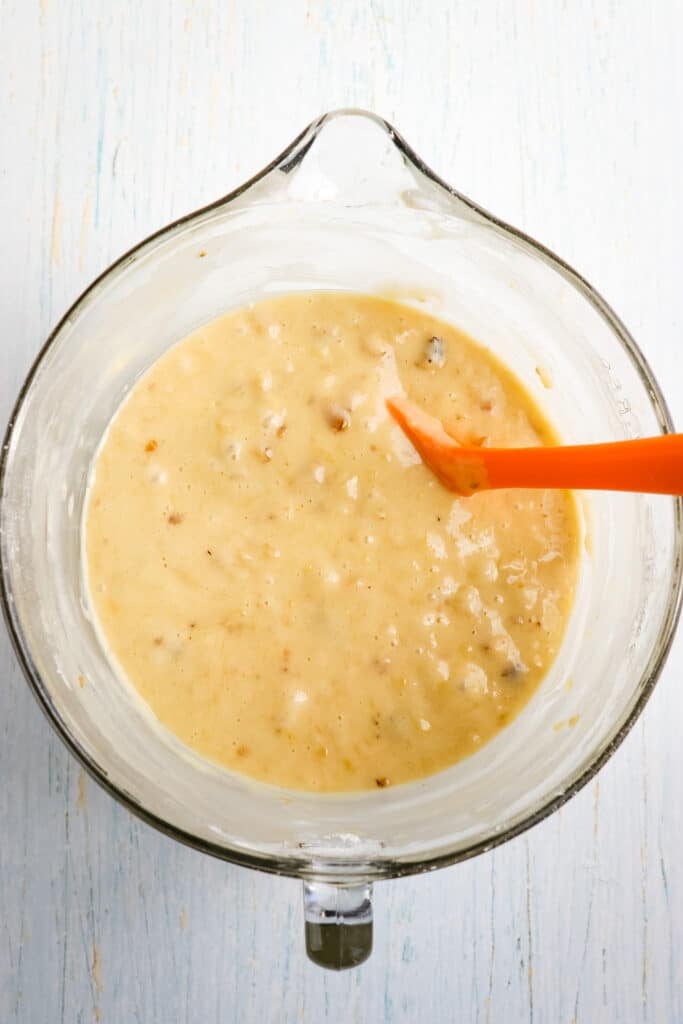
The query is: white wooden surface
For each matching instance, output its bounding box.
[2,1,683,1021]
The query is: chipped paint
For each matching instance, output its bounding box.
[78,196,92,273]
[50,192,61,267]
[91,944,103,995]
[77,769,87,813]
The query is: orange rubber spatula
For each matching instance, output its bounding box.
[386,396,683,497]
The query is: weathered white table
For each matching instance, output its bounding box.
[2,2,682,1020]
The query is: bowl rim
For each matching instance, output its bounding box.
[2,108,682,881]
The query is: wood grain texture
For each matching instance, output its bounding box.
[1,1,682,1020]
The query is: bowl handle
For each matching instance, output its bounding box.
[303,880,373,970]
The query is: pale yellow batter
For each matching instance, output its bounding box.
[85,293,580,792]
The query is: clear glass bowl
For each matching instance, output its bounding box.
[1,110,681,970]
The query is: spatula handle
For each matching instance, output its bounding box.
[478,434,683,496]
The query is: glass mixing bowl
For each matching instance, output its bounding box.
[1,110,681,970]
